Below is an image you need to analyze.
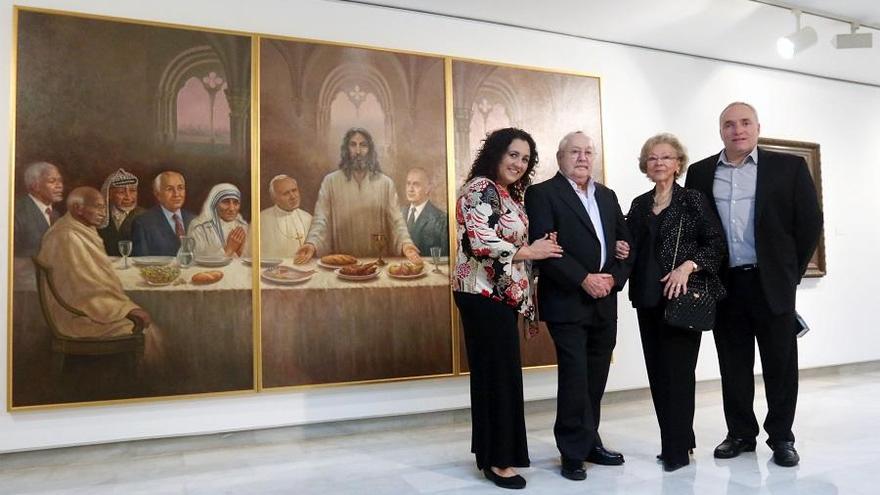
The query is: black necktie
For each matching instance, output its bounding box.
[407,207,415,228]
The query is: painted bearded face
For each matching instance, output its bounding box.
[109,185,138,209]
[347,132,370,169]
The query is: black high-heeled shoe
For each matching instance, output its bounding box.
[483,468,526,489]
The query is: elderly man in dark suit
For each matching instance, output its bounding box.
[525,131,633,481]
[685,102,822,467]
[131,171,195,256]
[98,168,146,256]
[14,161,64,257]
[401,167,448,256]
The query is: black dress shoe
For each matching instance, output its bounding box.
[713,437,757,459]
[585,445,625,465]
[769,441,800,467]
[483,468,526,489]
[657,449,694,461]
[560,458,587,481]
[662,458,689,472]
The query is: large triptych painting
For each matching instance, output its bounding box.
[258,38,453,387]
[450,60,604,369]
[9,10,254,407]
[6,8,610,409]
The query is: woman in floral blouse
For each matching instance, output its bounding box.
[453,127,563,490]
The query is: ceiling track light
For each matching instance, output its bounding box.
[833,22,873,50]
[777,9,817,59]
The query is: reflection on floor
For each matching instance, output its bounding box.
[1,363,878,494]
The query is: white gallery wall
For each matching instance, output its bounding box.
[1,0,878,453]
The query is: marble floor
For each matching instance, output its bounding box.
[2,363,879,494]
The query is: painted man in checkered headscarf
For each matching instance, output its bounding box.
[98,168,146,256]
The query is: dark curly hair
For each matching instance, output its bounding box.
[465,127,538,202]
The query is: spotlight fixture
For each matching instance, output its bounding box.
[833,22,873,49]
[777,9,817,59]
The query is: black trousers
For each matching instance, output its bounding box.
[714,269,798,444]
[454,292,530,470]
[547,316,617,461]
[636,306,702,464]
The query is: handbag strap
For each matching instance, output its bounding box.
[670,217,683,272]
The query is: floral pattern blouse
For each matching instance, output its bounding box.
[453,176,534,319]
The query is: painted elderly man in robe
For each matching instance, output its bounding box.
[294,128,420,263]
[98,168,146,256]
[37,187,157,346]
[246,174,312,259]
[188,183,249,258]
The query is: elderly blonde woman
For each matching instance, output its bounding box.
[188,183,248,258]
[620,133,726,471]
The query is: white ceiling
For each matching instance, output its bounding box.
[341,0,880,87]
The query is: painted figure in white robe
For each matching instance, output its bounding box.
[37,187,154,339]
[294,128,420,263]
[188,183,249,258]
[245,174,312,259]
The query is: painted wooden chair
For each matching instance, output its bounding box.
[32,257,145,374]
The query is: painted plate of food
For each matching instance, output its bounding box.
[318,254,359,269]
[261,266,314,285]
[335,262,380,281]
[387,261,426,280]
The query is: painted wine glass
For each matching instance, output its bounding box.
[118,240,133,269]
[430,246,442,274]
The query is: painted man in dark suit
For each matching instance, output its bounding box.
[525,131,633,481]
[401,167,448,256]
[14,161,64,257]
[98,168,146,256]
[131,171,195,256]
[685,102,822,467]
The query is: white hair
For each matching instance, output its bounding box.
[268,174,296,200]
[407,167,434,187]
[23,161,58,190]
[556,131,595,159]
[152,171,184,193]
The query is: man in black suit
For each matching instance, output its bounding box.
[98,168,146,256]
[685,102,822,467]
[131,171,195,256]
[525,131,633,481]
[14,161,64,257]
[401,167,448,256]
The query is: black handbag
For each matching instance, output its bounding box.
[664,218,717,331]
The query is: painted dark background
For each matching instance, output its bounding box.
[14,11,252,219]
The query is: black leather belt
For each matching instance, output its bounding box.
[729,263,758,272]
